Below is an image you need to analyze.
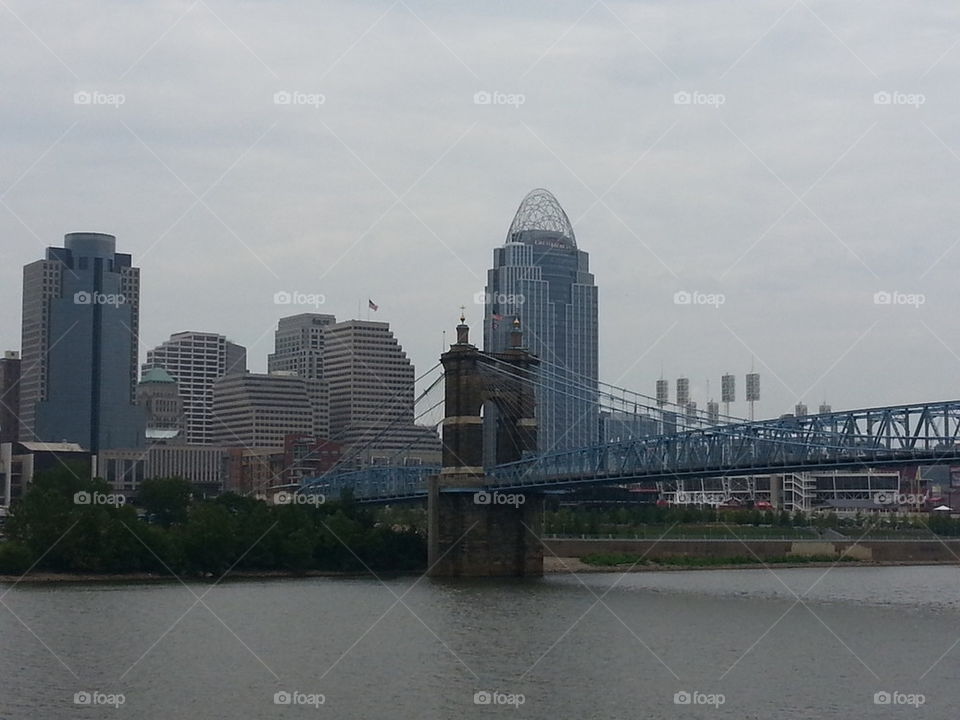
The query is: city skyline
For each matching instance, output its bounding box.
[4,5,960,719]
[4,2,960,423]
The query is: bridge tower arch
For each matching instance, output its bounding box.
[428,316,544,577]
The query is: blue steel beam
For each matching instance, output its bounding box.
[301,401,960,501]
[488,400,960,490]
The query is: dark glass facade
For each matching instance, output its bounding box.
[27,233,145,451]
[483,190,599,457]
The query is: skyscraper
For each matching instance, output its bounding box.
[323,320,440,465]
[483,189,599,456]
[143,332,246,445]
[267,313,336,379]
[20,232,145,451]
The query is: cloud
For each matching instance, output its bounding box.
[2,0,960,421]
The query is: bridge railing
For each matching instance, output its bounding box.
[301,465,439,501]
[487,400,960,488]
[297,401,960,499]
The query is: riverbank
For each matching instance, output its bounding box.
[0,568,416,585]
[544,537,960,564]
[543,556,958,573]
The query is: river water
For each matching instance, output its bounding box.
[1,565,958,719]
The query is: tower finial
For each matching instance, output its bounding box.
[510,316,523,348]
[456,310,470,345]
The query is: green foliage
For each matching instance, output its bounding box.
[138,477,193,527]
[3,467,427,577]
[0,541,33,574]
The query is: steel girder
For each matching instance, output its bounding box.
[301,401,960,500]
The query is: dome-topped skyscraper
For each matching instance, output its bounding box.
[483,189,599,459]
[507,188,577,247]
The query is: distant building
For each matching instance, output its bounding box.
[324,320,440,465]
[483,189,599,456]
[143,331,246,444]
[20,233,145,451]
[98,444,228,500]
[211,372,325,448]
[224,447,284,496]
[0,351,21,444]
[282,434,342,487]
[1,441,90,507]
[144,445,225,496]
[600,411,658,443]
[268,313,337,379]
[137,367,187,444]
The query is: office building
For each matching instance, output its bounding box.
[483,189,599,456]
[137,367,187,444]
[211,372,326,448]
[20,232,145,451]
[143,331,246,444]
[267,313,337,379]
[323,320,440,464]
[1,441,90,507]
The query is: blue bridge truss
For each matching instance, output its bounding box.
[301,400,960,502]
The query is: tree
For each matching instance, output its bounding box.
[138,477,193,527]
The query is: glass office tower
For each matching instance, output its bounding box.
[482,189,599,458]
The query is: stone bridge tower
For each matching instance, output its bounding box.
[427,315,544,577]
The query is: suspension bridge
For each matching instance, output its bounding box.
[299,319,960,576]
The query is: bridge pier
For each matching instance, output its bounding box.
[428,315,542,577]
[427,475,543,577]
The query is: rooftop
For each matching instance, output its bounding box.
[506,188,576,248]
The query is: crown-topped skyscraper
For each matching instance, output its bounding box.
[482,189,599,458]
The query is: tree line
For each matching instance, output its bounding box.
[0,464,427,576]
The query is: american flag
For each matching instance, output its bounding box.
[368,299,379,311]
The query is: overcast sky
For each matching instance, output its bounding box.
[2,0,960,422]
